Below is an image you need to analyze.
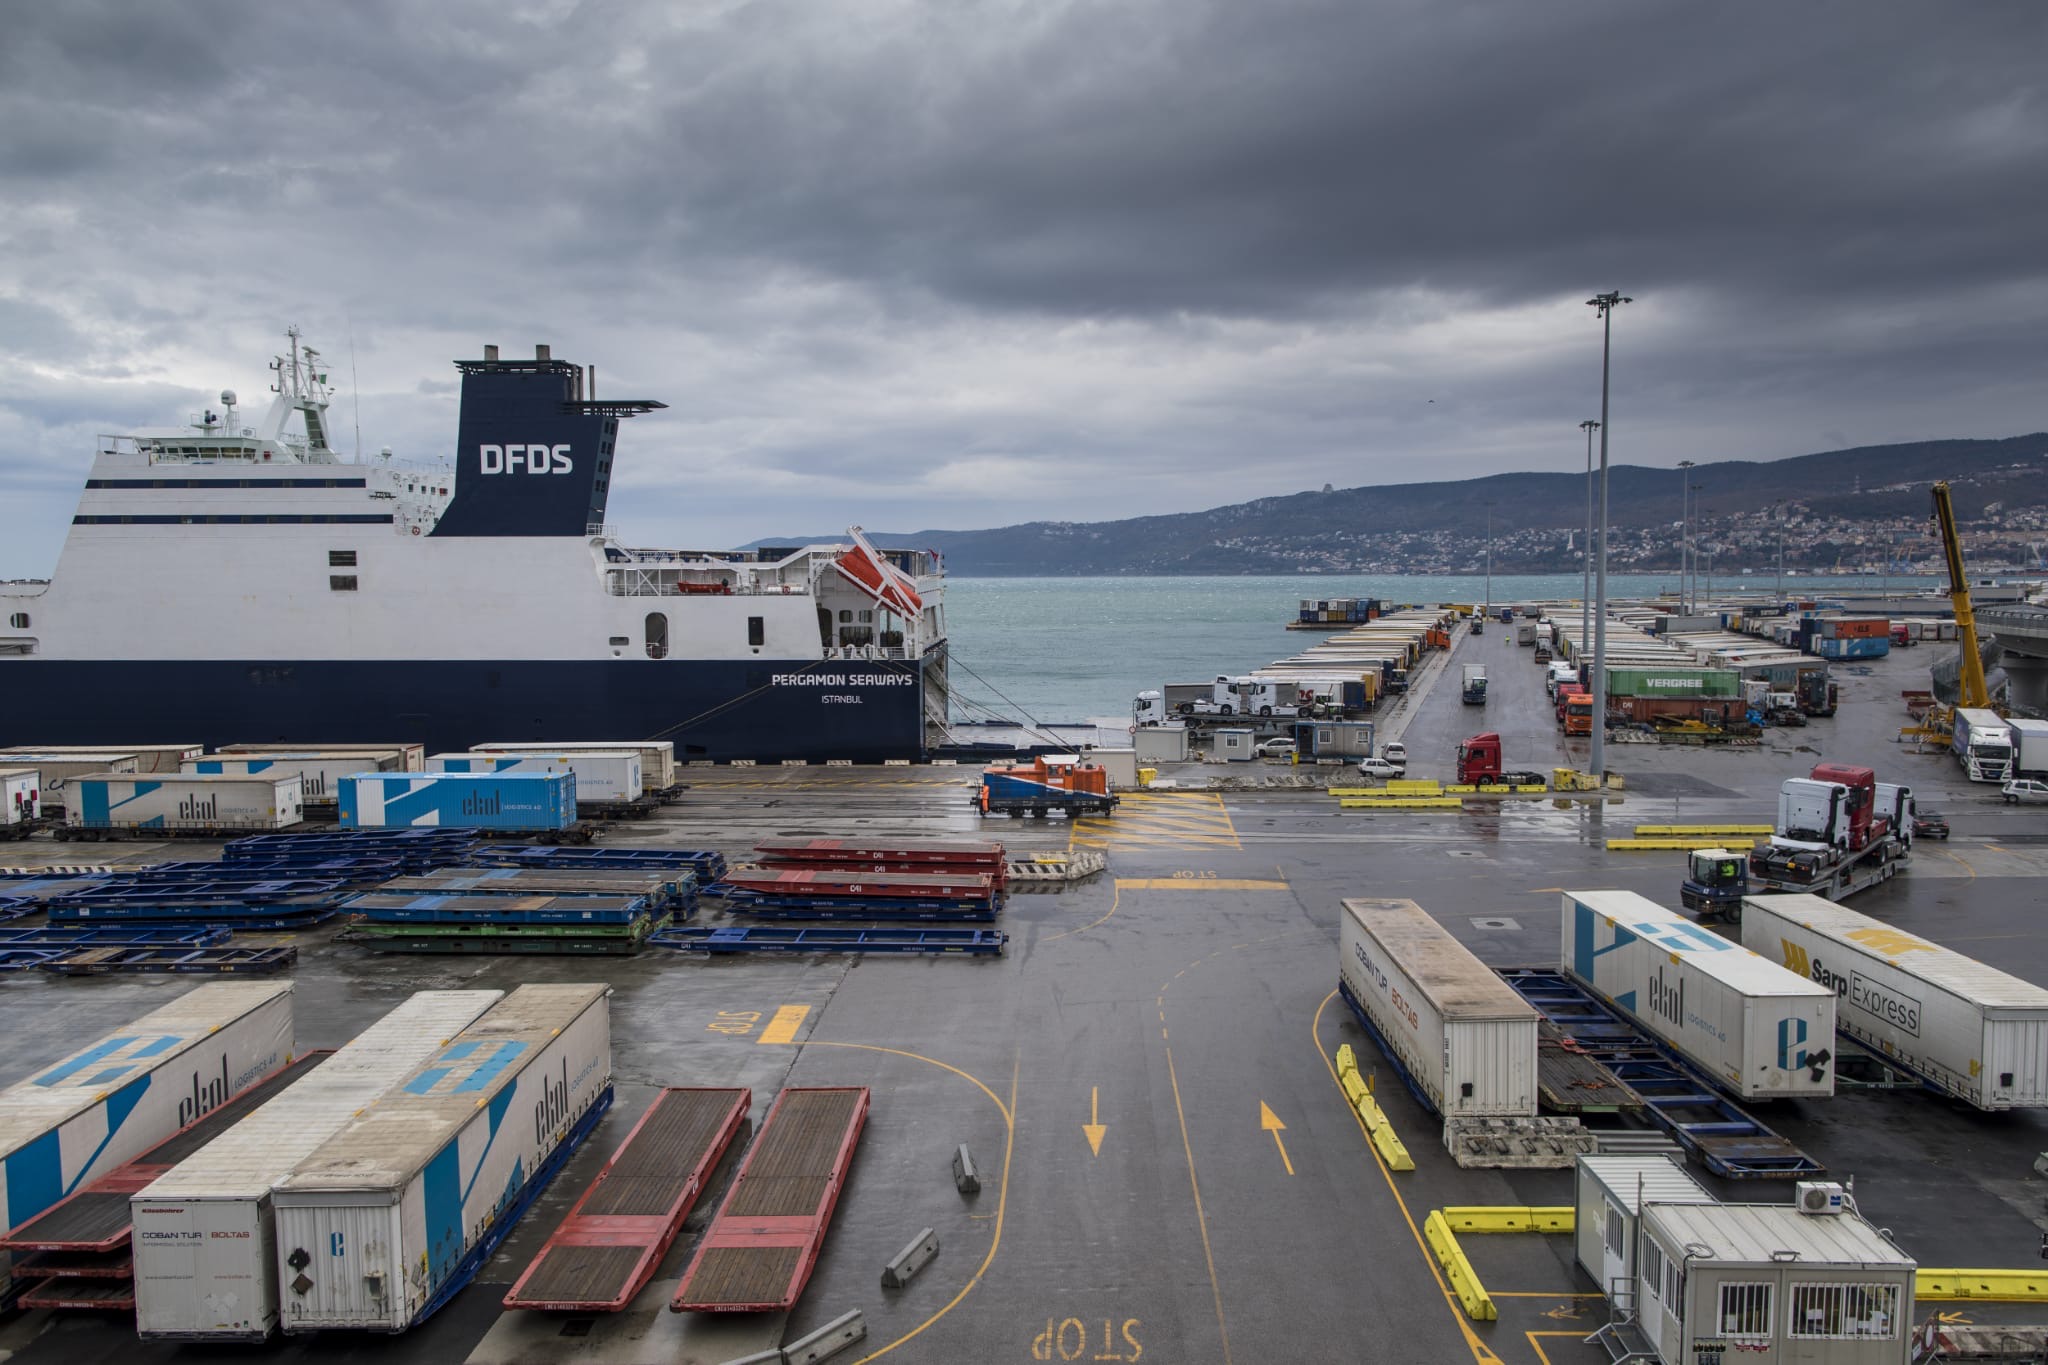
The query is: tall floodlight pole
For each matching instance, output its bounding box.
[1484,500,1495,619]
[1692,481,1706,609]
[1676,459,1695,613]
[1580,420,1600,661]
[1586,290,1631,780]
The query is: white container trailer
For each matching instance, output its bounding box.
[272,983,613,1333]
[132,989,504,1341]
[220,742,427,772]
[2010,716,2048,780]
[1573,1153,1714,1300]
[1741,893,2048,1110]
[1,768,39,825]
[0,743,199,775]
[477,740,676,793]
[1634,1202,1914,1365]
[0,751,140,801]
[0,982,295,1302]
[184,751,405,807]
[1562,890,1837,1100]
[1339,898,1539,1117]
[430,750,642,803]
[67,771,303,832]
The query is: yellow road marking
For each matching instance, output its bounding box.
[1071,791,1240,851]
[1166,1042,1232,1364]
[1259,1101,1294,1175]
[1043,882,1119,943]
[1114,878,1290,890]
[1083,1086,1107,1156]
[756,1004,811,1045]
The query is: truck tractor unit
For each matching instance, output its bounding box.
[1679,847,1749,920]
[1460,665,1488,705]
[1795,671,1838,717]
[1952,707,2014,782]
[1742,762,1913,904]
[1455,733,1547,787]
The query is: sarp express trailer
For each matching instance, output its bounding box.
[1562,890,1836,1100]
[271,983,612,1332]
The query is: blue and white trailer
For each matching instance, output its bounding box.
[337,770,577,831]
[0,982,296,1304]
[1562,890,1837,1100]
[65,772,303,833]
[132,990,504,1341]
[185,751,406,807]
[271,983,612,1332]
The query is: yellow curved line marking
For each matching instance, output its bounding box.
[1043,881,1118,942]
[793,1041,1014,1364]
[1927,845,1978,882]
[1166,1041,1233,1364]
[1314,990,1505,1364]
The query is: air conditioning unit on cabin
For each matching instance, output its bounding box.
[1796,1181,1846,1215]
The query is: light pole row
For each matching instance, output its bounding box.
[1585,290,1631,781]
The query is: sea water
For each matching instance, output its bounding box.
[940,573,1916,725]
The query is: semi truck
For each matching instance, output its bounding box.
[1562,693,1594,736]
[1455,733,1547,787]
[1689,763,1913,915]
[2011,716,2048,779]
[1952,707,2014,782]
[1460,665,1488,705]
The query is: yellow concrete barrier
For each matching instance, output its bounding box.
[1916,1269,2048,1301]
[1387,779,1442,795]
[1439,1206,1575,1234]
[1336,1043,1358,1078]
[1339,798,1465,810]
[1606,838,1756,852]
[1334,1044,1414,1171]
[1632,824,1772,837]
[1423,1211,1497,1320]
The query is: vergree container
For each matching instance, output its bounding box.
[1561,890,1837,1100]
[435,750,642,803]
[0,743,199,775]
[0,751,139,796]
[67,772,304,831]
[271,983,613,1332]
[1339,898,1539,1117]
[337,771,577,831]
[1742,893,2048,1110]
[0,983,295,1302]
[185,751,405,806]
[1602,667,1741,699]
[221,742,426,772]
[132,989,504,1341]
[1,768,39,824]
[477,740,676,793]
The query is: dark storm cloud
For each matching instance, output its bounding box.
[1,0,2044,573]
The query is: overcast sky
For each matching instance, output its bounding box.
[3,0,2045,572]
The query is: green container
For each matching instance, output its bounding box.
[1604,667,1740,699]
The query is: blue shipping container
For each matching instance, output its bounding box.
[1815,636,1890,660]
[337,771,577,831]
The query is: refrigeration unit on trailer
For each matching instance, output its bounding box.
[0,983,295,1304]
[1338,898,1539,1117]
[66,772,303,832]
[337,770,578,831]
[1,768,39,826]
[476,741,677,793]
[432,751,641,804]
[132,989,504,1341]
[1741,893,2048,1110]
[271,983,613,1332]
[1562,890,1837,1100]
[1628,1201,1915,1365]
[185,751,404,806]
[1573,1154,1714,1303]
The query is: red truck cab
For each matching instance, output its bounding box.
[1554,682,1587,725]
[1809,762,1881,850]
[1457,733,1502,783]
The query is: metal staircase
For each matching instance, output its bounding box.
[1586,1280,1658,1364]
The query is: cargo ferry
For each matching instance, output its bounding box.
[0,335,949,761]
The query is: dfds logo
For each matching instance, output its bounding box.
[478,443,573,475]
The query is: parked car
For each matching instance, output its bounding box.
[1252,738,1297,759]
[1381,743,1407,771]
[1912,811,1949,840]
[2002,778,2048,805]
[1356,757,1402,782]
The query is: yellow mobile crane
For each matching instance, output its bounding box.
[1906,481,1993,747]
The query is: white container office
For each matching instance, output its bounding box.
[0,983,296,1301]
[1742,893,2048,1110]
[1339,898,1539,1117]
[1562,890,1837,1099]
[1573,1153,1714,1299]
[132,990,504,1341]
[272,983,612,1332]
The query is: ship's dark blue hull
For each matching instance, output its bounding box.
[0,657,933,762]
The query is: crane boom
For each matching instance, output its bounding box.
[1930,481,1990,710]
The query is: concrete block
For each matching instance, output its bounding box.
[880,1228,940,1289]
[825,759,853,766]
[730,758,756,767]
[883,758,911,766]
[952,1143,981,1194]
[783,1309,865,1364]
[781,758,810,766]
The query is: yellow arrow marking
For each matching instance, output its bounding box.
[1936,1311,1973,1325]
[1260,1101,1294,1175]
[1083,1086,1106,1156]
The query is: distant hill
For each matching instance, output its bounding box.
[762,434,2048,575]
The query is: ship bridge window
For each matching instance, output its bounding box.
[7,613,26,629]
[328,550,357,567]
[329,575,359,592]
[645,612,669,660]
[747,616,765,649]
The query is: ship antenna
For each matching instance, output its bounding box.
[347,315,363,461]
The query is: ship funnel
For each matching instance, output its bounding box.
[536,344,551,362]
[484,344,500,362]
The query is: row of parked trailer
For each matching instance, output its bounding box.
[1338,890,2048,1175]
[0,738,690,838]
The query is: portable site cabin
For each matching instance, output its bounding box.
[1212,728,1255,761]
[1573,1154,1714,1302]
[1293,719,1376,759]
[1634,1202,1915,1365]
